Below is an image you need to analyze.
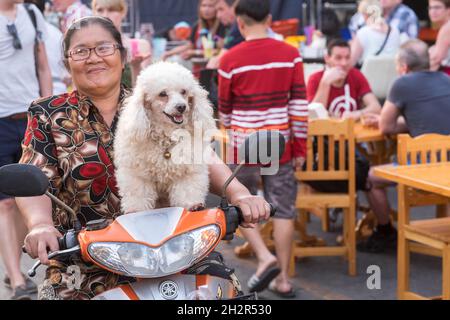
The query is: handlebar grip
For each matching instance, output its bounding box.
[22,236,67,255]
[234,202,276,225]
[58,237,66,251]
[269,203,276,218]
[223,203,275,240]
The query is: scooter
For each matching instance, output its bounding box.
[0,131,285,300]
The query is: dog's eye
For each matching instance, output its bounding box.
[181,89,187,95]
[159,91,168,98]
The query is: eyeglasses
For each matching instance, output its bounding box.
[68,43,121,61]
[7,23,22,50]
[428,5,445,10]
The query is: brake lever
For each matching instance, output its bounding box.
[27,245,81,277]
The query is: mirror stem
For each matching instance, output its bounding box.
[45,191,80,230]
[221,160,245,200]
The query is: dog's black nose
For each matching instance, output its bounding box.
[176,104,186,113]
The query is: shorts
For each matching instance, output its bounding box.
[0,117,28,200]
[230,163,297,220]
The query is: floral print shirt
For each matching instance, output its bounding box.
[20,88,129,231]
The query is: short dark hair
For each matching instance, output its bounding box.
[431,0,450,8]
[223,0,237,6]
[235,0,270,23]
[62,16,127,69]
[326,38,350,56]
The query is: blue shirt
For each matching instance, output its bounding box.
[388,71,450,137]
[349,4,419,39]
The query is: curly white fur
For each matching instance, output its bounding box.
[114,62,217,213]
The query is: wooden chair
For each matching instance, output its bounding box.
[397,133,450,300]
[398,133,449,257]
[290,118,357,276]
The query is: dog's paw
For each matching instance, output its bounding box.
[189,203,206,212]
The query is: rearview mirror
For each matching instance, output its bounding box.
[238,130,285,165]
[0,164,49,197]
[220,130,286,201]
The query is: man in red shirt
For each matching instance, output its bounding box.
[307,39,381,119]
[218,0,307,298]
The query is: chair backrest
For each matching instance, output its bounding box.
[398,134,450,165]
[298,118,356,194]
[361,55,397,101]
[271,18,299,38]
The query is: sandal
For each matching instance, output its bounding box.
[4,273,37,293]
[247,263,280,293]
[268,281,296,299]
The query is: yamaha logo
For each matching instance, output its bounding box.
[159,280,179,300]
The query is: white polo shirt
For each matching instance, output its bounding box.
[0,4,47,118]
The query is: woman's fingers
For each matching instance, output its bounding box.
[237,201,253,224]
[24,235,37,259]
[37,240,49,265]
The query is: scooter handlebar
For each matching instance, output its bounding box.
[234,203,276,224]
[223,203,276,240]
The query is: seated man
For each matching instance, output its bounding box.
[359,39,450,253]
[307,39,381,120]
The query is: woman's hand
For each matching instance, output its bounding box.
[293,157,306,171]
[231,194,271,228]
[24,224,62,265]
[181,49,195,60]
[130,53,152,69]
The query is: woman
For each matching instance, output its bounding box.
[428,0,450,29]
[429,0,450,75]
[350,0,401,67]
[92,0,151,88]
[163,0,226,61]
[16,16,270,300]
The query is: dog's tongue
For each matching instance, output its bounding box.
[174,115,183,123]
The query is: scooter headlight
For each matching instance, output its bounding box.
[87,225,220,277]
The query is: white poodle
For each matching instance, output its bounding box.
[114,62,217,213]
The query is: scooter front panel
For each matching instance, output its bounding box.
[115,208,185,245]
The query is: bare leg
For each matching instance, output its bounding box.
[365,167,395,226]
[0,199,25,288]
[272,218,294,292]
[239,227,277,276]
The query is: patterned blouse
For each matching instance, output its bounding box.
[20,88,129,231]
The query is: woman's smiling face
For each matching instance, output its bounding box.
[67,24,124,95]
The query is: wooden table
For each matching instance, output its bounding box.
[354,122,394,165]
[373,163,450,197]
[374,162,450,299]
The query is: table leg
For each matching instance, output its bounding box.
[443,245,450,300]
[397,184,411,299]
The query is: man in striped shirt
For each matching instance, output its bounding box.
[218,0,307,298]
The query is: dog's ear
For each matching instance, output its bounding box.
[190,85,217,133]
[122,88,151,140]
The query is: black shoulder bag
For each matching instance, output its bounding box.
[374,25,392,56]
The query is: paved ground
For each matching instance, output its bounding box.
[0,189,443,300]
